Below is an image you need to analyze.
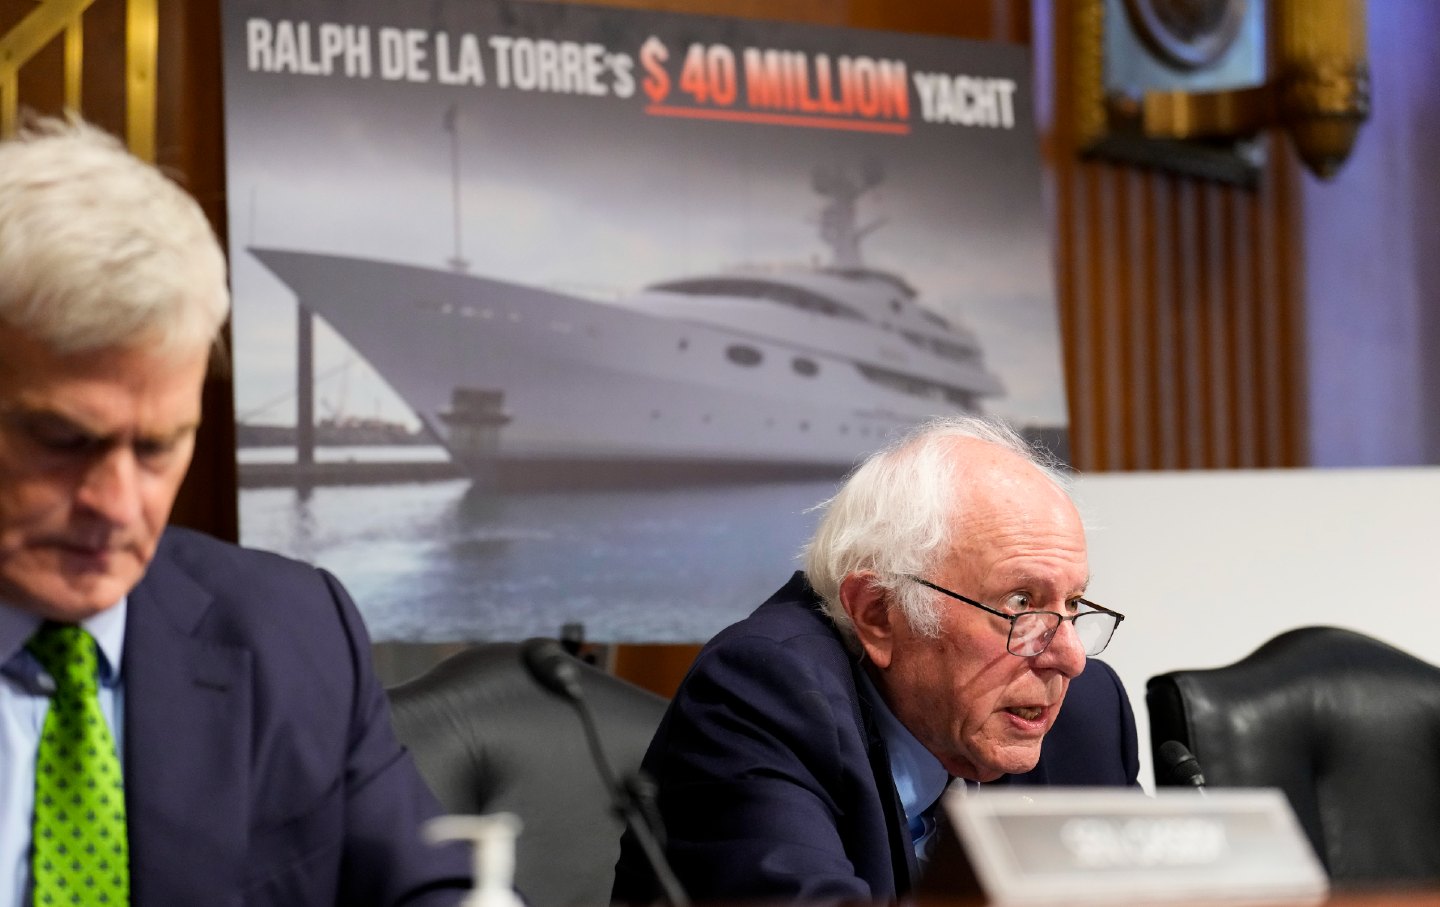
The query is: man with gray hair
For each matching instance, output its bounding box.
[0,117,469,904]
[613,416,1138,904]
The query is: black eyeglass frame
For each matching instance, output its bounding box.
[902,575,1125,657]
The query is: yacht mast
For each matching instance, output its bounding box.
[812,159,887,269]
[444,104,470,273]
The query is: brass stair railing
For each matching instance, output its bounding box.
[0,0,158,160]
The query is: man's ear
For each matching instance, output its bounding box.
[839,572,897,669]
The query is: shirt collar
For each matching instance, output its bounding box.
[85,598,128,685]
[857,666,950,825]
[0,601,37,668]
[0,597,128,686]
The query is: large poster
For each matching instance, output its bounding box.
[222,1,1068,643]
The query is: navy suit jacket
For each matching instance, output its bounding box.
[119,527,469,904]
[613,573,1139,905]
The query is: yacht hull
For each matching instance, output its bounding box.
[251,248,991,480]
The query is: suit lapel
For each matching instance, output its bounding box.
[122,543,253,901]
[850,658,916,898]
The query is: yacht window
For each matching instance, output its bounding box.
[792,357,819,377]
[726,345,763,367]
[653,278,867,321]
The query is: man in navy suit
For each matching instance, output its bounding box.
[614,417,1139,905]
[0,118,469,904]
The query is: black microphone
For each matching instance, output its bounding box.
[522,636,585,701]
[520,638,691,907]
[1158,740,1208,792]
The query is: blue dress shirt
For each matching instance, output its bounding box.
[0,598,127,907]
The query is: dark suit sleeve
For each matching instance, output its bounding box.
[1103,659,1142,786]
[126,531,472,904]
[322,570,474,906]
[638,635,891,905]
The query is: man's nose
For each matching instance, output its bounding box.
[75,447,142,526]
[1036,617,1088,677]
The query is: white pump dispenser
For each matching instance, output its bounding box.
[425,813,526,907]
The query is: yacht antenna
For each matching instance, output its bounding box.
[248,186,258,246]
[812,159,887,269]
[444,104,470,273]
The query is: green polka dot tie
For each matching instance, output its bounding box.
[28,624,129,906]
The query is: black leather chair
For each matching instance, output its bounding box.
[1147,626,1440,886]
[388,642,669,907]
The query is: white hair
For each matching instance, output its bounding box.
[803,415,1073,650]
[0,114,229,357]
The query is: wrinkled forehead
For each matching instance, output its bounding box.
[948,440,1072,510]
[945,455,1086,567]
[0,324,210,409]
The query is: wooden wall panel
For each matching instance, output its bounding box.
[153,0,237,540]
[1043,0,1308,472]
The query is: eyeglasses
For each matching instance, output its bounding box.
[902,575,1124,657]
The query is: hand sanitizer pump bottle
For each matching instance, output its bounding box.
[426,813,527,907]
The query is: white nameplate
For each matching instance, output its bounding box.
[923,788,1329,905]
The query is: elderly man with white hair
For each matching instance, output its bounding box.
[613,415,1139,905]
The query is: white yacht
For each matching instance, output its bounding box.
[250,166,1004,484]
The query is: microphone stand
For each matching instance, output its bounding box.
[522,639,691,907]
[571,701,691,907]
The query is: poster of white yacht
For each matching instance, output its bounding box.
[222,0,1069,643]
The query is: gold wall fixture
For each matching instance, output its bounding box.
[1143,0,1370,180]
[125,0,158,161]
[0,0,97,137]
[0,0,158,162]
[1273,0,1368,178]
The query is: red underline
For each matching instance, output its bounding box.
[644,104,911,134]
